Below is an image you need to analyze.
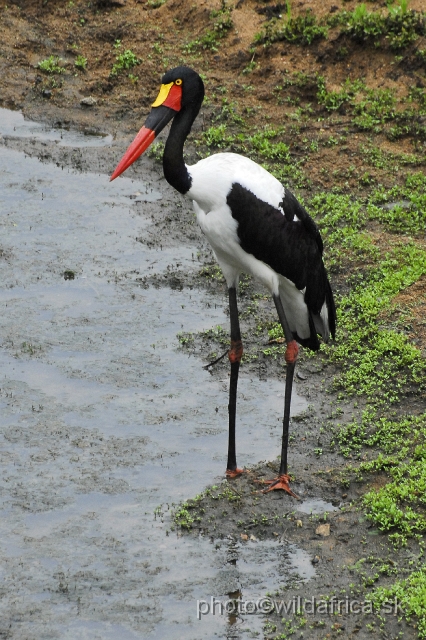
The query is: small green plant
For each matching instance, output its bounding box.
[146,140,165,162]
[147,0,167,7]
[111,49,140,75]
[177,330,194,346]
[20,342,40,356]
[174,503,199,529]
[242,54,257,74]
[37,55,65,74]
[74,55,87,70]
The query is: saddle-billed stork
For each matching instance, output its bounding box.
[111,66,336,497]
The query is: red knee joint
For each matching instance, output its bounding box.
[228,339,243,364]
[285,340,299,364]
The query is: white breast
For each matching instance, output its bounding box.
[187,152,285,214]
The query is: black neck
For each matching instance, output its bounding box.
[163,103,199,194]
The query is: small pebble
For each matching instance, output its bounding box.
[80,96,97,107]
[316,523,330,537]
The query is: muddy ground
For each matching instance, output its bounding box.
[0,0,425,638]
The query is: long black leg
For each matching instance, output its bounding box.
[273,294,297,476]
[226,286,243,477]
[279,359,295,475]
[258,293,298,497]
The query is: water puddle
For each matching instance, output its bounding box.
[0,106,113,146]
[0,110,312,639]
[236,539,316,586]
[297,498,340,514]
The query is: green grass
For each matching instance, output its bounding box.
[369,564,426,638]
[255,1,425,52]
[360,143,425,170]
[316,77,426,139]
[317,77,364,112]
[336,412,426,540]
[295,154,426,637]
[321,241,426,402]
[364,455,426,536]
[369,173,426,233]
[352,88,397,132]
[329,1,426,50]
[19,342,42,356]
[255,10,328,46]
[311,189,426,551]
[199,122,291,164]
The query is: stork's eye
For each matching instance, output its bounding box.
[175,79,182,86]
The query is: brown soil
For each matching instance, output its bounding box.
[1,0,425,195]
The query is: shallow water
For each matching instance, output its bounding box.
[0,111,312,638]
[297,498,340,515]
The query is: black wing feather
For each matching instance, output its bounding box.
[279,188,324,255]
[226,183,336,345]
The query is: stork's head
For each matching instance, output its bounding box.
[110,66,204,181]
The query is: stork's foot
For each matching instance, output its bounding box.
[258,474,299,499]
[226,467,244,479]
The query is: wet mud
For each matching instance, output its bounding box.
[0,109,416,639]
